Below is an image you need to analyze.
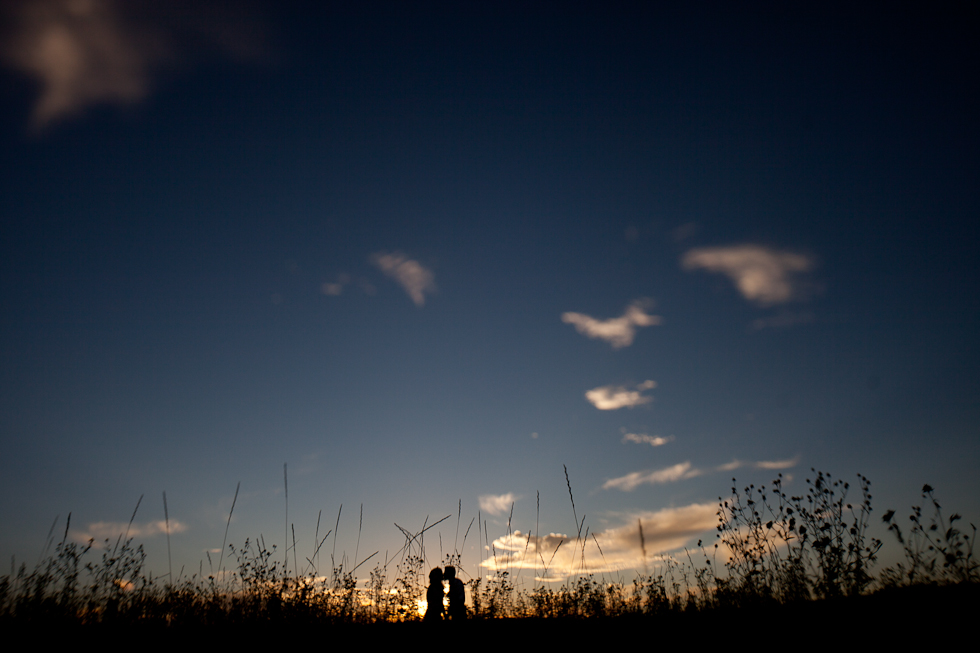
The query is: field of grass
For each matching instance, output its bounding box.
[2,469,976,636]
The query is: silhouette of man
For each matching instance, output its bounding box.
[444,565,466,620]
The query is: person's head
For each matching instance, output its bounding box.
[444,565,456,581]
[429,567,443,584]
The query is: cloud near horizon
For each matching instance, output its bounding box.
[479,493,519,517]
[76,519,187,542]
[480,502,717,576]
[561,300,662,348]
[682,245,814,306]
[585,380,656,410]
[602,462,700,491]
[370,252,435,306]
[2,0,263,128]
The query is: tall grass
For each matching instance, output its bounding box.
[1,470,976,626]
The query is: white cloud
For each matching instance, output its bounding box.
[480,502,717,576]
[479,493,519,517]
[1,0,262,128]
[561,300,662,348]
[682,245,814,306]
[602,462,701,491]
[585,380,656,410]
[77,519,187,542]
[622,432,674,447]
[755,456,800,470]
[717,456,800,472]
[370,252,435,307]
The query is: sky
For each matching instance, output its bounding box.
[1,1,978,589]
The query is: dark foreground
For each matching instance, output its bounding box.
[7,583,976,647]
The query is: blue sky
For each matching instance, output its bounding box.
[1,2,977,586]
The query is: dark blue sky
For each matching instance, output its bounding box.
[1,2,977,582]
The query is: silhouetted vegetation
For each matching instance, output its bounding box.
[2,470,976,632]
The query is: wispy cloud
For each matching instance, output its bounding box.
[1,0,263,128]
[481,502,717,576]
[602,462,700,491]
[479,493,519,517]
[585,380,656,410]
[756,457,799,470]
[76,519,187,542]
[682,245,814,306]
[370,252,435,307]
[605,456,800,492]
[622,432,674,447]
[561,300,662,348]
[718,456,800,472]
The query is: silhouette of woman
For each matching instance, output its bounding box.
[444,565,466,620]
[424,567,444,621]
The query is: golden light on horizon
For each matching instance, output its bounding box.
[416,586,449,618]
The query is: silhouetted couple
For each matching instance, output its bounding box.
[424,565,466,621]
